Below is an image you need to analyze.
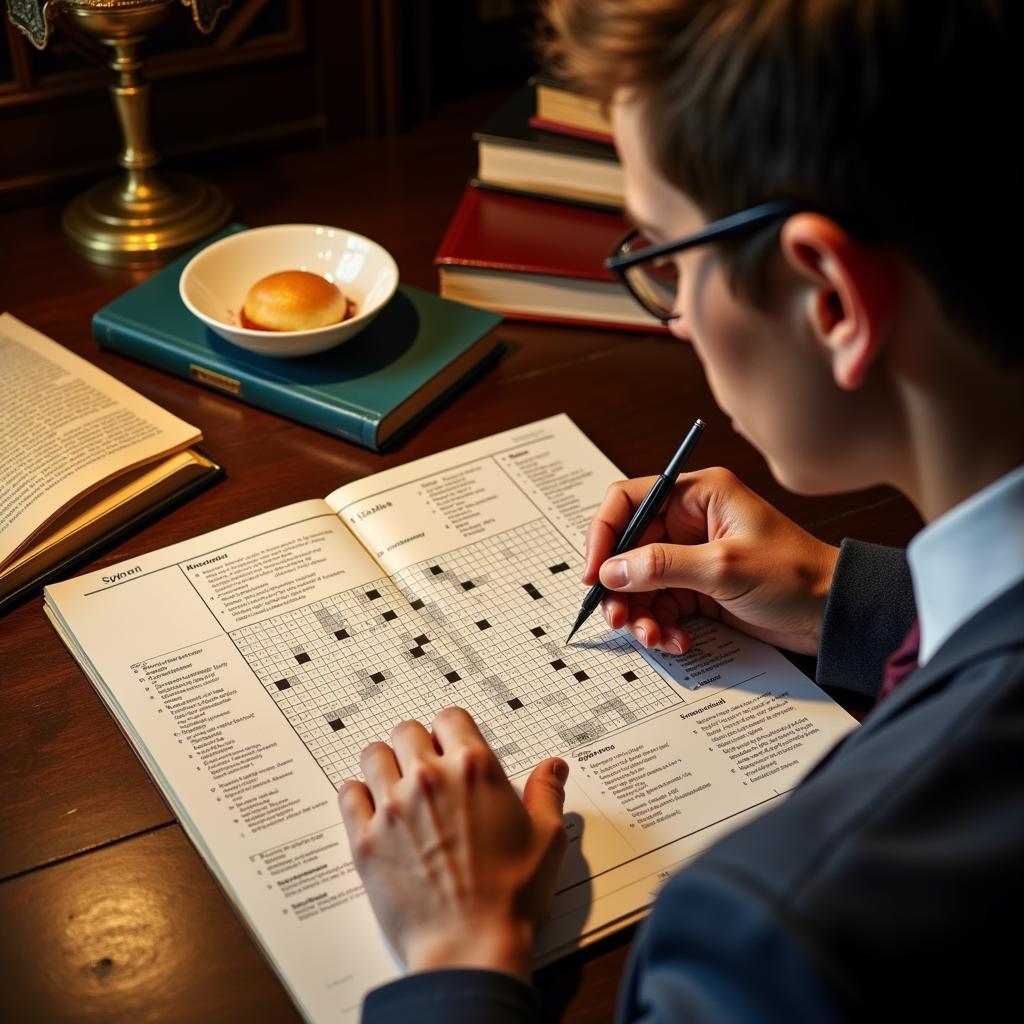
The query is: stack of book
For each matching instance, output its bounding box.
[434,78,665,332]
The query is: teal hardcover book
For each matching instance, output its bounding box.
[93,226,505,451]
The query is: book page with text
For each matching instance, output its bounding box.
[0,313,200,565]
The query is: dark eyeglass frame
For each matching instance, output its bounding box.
[604,200,805,324]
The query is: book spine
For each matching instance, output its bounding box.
[93,314,381,451]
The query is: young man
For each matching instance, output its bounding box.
[340,1,1024,1018]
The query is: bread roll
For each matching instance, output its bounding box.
[242,270,347,332]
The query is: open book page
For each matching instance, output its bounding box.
[0,313,200,566]
[325,414,858,955]
[44,418,857,1022]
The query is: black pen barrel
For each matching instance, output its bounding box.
[613,474,675,555]
[665,419,705,478]
[566,418,704,645]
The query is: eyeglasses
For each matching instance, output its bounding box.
[605,201,804,324]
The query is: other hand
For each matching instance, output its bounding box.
[339,707,569,979]
[583,467,839,656]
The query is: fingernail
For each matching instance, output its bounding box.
[662,634,683,655]
[553,760,569,783]
[636,626,649,646]
[602,559,629,588]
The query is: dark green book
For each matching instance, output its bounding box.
[473,85,622,212]
[93,226,505,451]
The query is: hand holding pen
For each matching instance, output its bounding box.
[567,418,705,644]
[576,424,844,658]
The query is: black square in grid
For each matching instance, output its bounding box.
[334,629,350,640]
[295,652,311,665]
[476,619,491,630]
[548,562,570,574]
[274,679,291,690]
[550,659,566,670]
[414,634,429,646]
[409,598,425,610]
[410,646,424,658]
[430,565,443,575]
[622,670,638,682]
[574,670,589,681]
[365,589,381,600]
[507,697,524,710]
[382,610,398,622]
[461,580,475,590]
[370,671,386,684]
[530,626,546,637]
[327,718,345,731]
[445,671,461,683]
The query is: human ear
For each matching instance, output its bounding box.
[779,214,897,390]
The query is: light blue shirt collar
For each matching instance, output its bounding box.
[908,463,1024,665]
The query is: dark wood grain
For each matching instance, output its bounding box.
[0,820,632,1024]
[0,826,300,1024]
[0,90,923,1021]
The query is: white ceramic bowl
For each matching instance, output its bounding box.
[179,224,399,358]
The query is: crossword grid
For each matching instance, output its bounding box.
[231,519,685,786]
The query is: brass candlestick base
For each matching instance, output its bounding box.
[61,0,231,265]
[62,169,231,267]
[8,0,233,266]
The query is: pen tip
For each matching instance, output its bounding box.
[566,605,590,646]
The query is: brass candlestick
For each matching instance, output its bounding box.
[7,0,233,267]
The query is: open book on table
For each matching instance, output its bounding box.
[44,415,857,1022]
[0,313,220,612]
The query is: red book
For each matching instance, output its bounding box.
[434,186,666,332]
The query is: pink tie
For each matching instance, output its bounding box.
[876,620,921,703]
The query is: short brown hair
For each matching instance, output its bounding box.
[541,0,1021,363]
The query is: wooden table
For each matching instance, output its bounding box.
[0,93,923,1023]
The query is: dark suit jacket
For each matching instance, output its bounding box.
[362,540,1024,1022]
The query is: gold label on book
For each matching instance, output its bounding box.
[190,364,242,396]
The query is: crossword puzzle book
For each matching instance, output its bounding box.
[43,416,858,1022]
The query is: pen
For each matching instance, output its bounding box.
[565,418,705,645]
